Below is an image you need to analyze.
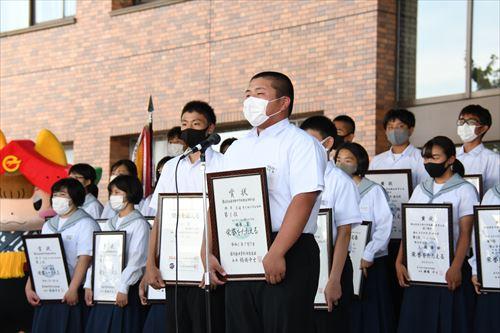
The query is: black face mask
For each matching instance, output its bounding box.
[333,135,345,150]
[180,128,208,148]
[424,161,450,178]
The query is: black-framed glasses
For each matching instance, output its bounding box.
[457,119,481,126]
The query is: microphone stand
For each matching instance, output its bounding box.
[200,149,212,333]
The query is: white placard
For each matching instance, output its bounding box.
[475,207,500,292]
[366,170,412,239]
[93,232,125,303]
[350,222,372,297]
[209,170,271,280]
[314,209,332,309]
[147,285,166,302]
[404,205,452,286]
[24,235,70,300]
[159,195,205,285]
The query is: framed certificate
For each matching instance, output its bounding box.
[402,203,453,287]
[22,234,71,302]
[158,193,205,286]
[350,222,372,297]
[96,218,111,232]
[207,167,272,281]
[314,209,333,309]
[366,169,413,239]
[144,216,155,229]
[464,174,483,199]
[92,231,126,303]
[147,285,166,303]
[473,205,500,292]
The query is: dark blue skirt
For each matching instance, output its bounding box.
[397,268,471,333]
[474,292,500,333]
[85,284,146,333]
[142,303,167,333]
[351,256,395,333]
[32,302,84,333]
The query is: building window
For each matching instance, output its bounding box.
[0,0,76,33]
[111,0,171,11]
[62,142,74,165]
[398,0,499,104]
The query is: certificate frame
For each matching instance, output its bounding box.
[158,193,205,286]
[92,231,126,304]
[144,216,155,229]
[365,169,413,239]
[464,174,483,200]
[146,285,166,304]
[207,167,272,281]
[473,205,500,293]
[350,221,373,298]
[314,208,333,310]
[402,203,454,287]
[22,234,71,302]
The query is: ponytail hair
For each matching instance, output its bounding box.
[422,136,465,177]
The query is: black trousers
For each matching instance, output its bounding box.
[314,255,354,333]
[386,239,402,326]
[225,233,320,333]
[165,285,225,333]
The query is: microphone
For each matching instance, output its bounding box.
[180,133,221,159]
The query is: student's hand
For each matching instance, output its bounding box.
[262,250,286,285]
[25,288,41,306]
[144,264,165,290]
[471,275,481,295]
[84,288,94,306]
[395,262,410,287]
[360,259,373,278]
[139,278,148,305]
[62,287,79,306]
[445,265,462,291]
[116,292,128,308]
[199,254,227,288]
[324,278,342,312]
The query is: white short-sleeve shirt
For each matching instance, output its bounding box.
[219,119,327,234]
[457,144,500,192]
[321,162,361,244]
[41,215,100,278]
[81,194,103,220]
[369,144,429,189]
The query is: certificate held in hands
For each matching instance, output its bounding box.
[402,203,454,287]
[207,168,272,281]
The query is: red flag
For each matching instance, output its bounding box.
[133,125,153,197]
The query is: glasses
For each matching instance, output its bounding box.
[457,119,481,126]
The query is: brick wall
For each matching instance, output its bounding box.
[0,0,397,200]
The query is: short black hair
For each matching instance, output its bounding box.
[251,71,294,115]
[108,175,143,205]
[383,109,416,129]
[300,115,337,139]
[181,101,216,125]
[334,142,370,177]
[422,136,465,177]
[459,104,492,127]
[333,115,356,134]
[220,137,237,154]
[69,163,98,197]
[167,126,182,141]
[51,178,86,207]
[111,159,138,177]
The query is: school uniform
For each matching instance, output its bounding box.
[351,178,394,333]
[101,200,144,219]
[457,143,500,192]
[85,210,150,333]
[82,193,104,220]
[138,194,155,217]
[143,147,226,333]
[369,143,429,324]
[218,118,327,333]
[316,162,361,333]
[32,209,100,333]
[398,174,479,333]
[468,184,500,333]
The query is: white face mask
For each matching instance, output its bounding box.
[52,197,72,216]
[243,96,283,127]
[110,195,127,211]
[457,124,478,143]
[167,143,184,156]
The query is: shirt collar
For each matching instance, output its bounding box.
[390,143,415,158]
[457,143,484,156]
[182,146,215,167]
[249,118,290,139]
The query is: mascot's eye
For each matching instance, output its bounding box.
[33,198,42,211]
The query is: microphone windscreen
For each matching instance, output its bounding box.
[208,133,221,145]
